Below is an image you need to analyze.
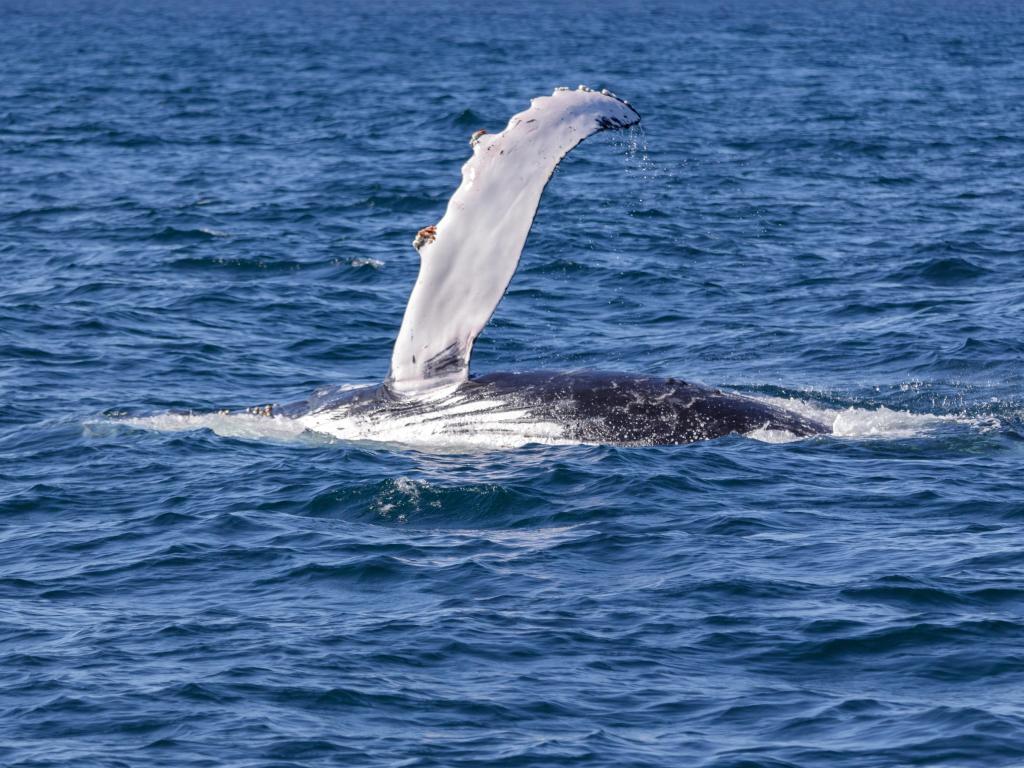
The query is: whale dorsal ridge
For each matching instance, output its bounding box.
[385,86,640,395]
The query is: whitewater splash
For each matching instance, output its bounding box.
[747,394,1001,444]
[113,410,311,442]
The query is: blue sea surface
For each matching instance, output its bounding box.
[3,0,1024,765]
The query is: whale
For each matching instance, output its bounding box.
[249,86,827,447]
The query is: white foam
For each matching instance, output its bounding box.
[113,411,311,442]
[746,394,988,443]
[744,426,806,444]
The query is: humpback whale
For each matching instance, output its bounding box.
[262,86,827,446]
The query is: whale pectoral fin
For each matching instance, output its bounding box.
[386,86,640,395]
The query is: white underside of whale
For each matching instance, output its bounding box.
[297,390,574,449]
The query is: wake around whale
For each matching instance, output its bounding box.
[178,87,829,447]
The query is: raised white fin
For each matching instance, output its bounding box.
[386,87,640,395]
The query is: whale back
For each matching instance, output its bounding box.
[282,371,828,447]
[386,87,640,395]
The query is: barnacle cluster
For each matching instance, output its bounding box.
[413,225,437,252]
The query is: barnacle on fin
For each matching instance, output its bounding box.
[413,225,437,251]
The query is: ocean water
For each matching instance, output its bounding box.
[3,0,1024,765]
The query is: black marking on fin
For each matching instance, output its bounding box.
[422,341,463,378]
[596,115,629,130]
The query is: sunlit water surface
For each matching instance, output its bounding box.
[3,1,1024,765]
